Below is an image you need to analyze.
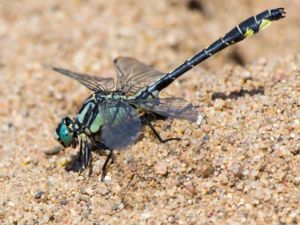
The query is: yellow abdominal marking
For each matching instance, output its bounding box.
[259,19,272,30]
[244,28,254,38]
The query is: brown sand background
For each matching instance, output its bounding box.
[0,0,299,224]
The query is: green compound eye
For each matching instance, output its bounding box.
[59,123,73,147]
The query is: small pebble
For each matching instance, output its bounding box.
[60,199,69,205]
[154,162,168,175]
[214,99,226,109]
[44,146,64,156]
[99,187,109,196]
[34,191,45,199]
[184,182,196,194]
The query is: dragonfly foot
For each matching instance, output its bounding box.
[101,150,114,181]
[161,137,181,143]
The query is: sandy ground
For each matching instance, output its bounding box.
[0,0,299,224]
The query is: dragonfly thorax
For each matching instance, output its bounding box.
[73,91,141,147]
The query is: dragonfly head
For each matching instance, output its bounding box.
[54,117,78,148]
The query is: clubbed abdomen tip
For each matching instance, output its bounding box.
[270,8,286,20]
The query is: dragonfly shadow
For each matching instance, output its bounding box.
[228,49,246,66]
[64,146,107,173]
[212,86,264,101]
[186,0,212,18]
[64,153,82,172]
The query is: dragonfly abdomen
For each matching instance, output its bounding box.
[192,9,283,63]
[144,8,285,96]
[222,9,284,45]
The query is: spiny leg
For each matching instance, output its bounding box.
[91,140,115,181]
[101,150,114,181]
[145,119,180,143]
[79,140,90,175]
[78,140,114,180]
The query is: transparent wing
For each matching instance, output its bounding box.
[114,57,165,95]
[95,100,142,149]
[53,67,114,91]
[130,97,199,122]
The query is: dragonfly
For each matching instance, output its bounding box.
[53,8,285,180]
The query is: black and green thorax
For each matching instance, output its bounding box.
[74,91,128,136]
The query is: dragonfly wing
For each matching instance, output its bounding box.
[113,57,165,95]
[131,97,199,122]
[53,67,114,91]
[95,100,142,149]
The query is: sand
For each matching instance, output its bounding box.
[0,0,299,224]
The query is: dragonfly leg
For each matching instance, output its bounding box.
[79,140,90,175]
[146,120,181,143]
[101,150,114,181]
